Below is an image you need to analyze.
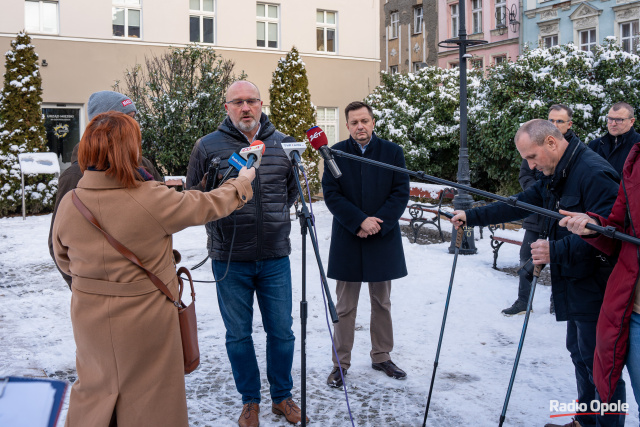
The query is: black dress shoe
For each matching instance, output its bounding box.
[327,366,347,388]
[372,360,407,379]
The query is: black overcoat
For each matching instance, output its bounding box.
[322,133,410,282]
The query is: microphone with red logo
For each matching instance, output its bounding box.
[306,126,342,179]
[239,140,266,169]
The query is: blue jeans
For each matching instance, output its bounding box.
[566,320,626,426]
[212,256,295,405]
[626,311,640,425]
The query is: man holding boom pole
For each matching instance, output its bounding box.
[451,119,624,427]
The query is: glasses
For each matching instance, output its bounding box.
[605,116,633,124]
[225,98,261,107]
[548,119,569,125]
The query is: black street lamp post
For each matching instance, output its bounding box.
[438,0,487,254]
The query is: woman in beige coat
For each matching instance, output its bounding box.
[53,111,255,427]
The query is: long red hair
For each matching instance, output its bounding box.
[78,111,143,188]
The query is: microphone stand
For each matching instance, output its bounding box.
[288,155,339,427]
[328,147,640,246]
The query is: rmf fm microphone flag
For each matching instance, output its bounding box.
[306,126,342,178]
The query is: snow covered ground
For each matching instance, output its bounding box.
[1,203,638,426]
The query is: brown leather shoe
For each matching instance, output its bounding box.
[327,366,347,388]
[238,402,259,427]
[272,397,310,424]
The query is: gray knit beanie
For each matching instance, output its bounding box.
[87,90,137,120]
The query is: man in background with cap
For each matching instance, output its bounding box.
[48,90,161,287]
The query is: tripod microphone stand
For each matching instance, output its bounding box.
[287,153,339,427]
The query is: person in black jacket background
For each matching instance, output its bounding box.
[589,102,640,175]
[323,102,410,388]
[451,119,624,427]
[185,81,303,427]
[504,104,579,316]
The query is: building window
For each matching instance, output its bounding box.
[543,35,558,48]
[579,28,596,51]
[413,61,424,72]
[390,11,399,39]
[257,3,279,48]
[620,21,640,53]
[317,107,339,145]
[471,58,484,69]
[451,4,459,37]
[495,0,506,28]
[494,55,507,65]
[472,0,482,34]
[389,65,399,74]
[261,105,270,117]
[449,62,459,68]
[25,0,58,34]
[317,10,336,53]
[112,0,141,38]
[414,6,423,34]
[189,0,215,43]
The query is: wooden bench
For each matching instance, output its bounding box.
[164,176,186,191]
[488,222,524,269]
[400,187,456,243]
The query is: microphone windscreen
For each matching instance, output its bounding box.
[306,126,328,150]
[251,140,266,154]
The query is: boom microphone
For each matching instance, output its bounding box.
[239,140,266,169]
[306,126,342,179]
[281,136,307,171]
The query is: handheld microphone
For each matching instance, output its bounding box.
[205,157,221,191]
[281,136,307,171]
[239,140,266,169]
[306,126,342,179]
[218,152,247,186]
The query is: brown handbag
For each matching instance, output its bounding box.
[71,190,200,374]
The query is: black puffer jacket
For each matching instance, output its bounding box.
[186,114,298,261]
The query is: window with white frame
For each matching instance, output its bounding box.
[190,0,215,44]
[389,65,399,75]
[413,61,424,72]
[620,21,640,53]
[414,6,423,34]
[390,11,399,39]
[579,28,596,51]
[317,10,336,53]
[317,107,339,145]
[261,105,271,117]
[495,0,506,28]
[449,61,459,68]
[112,0,141,38]
[451,4,459,38]
[25,0,58,34]
[543,34,558,48]
[257,3,279,48]
[494,55,507,65]
[472,0,482,34]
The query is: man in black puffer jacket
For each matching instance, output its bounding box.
[589,101,640,175]
[186,80,303,427]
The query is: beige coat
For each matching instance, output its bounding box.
[53,171,252,427]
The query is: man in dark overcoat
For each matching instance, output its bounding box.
[589,101,640,175]
[322,101,410,388]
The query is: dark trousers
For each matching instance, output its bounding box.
[517,230,539,304]
[566,320,626,427]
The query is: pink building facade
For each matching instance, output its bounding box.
[438,0,520,70]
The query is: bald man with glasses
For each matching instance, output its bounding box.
[589,102,640,175]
